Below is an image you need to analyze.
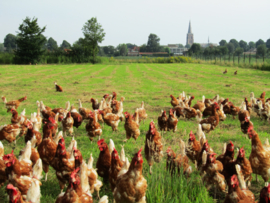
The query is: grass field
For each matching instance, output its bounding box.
[0,63,270,202]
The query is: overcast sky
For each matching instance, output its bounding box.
[1,0,269,47]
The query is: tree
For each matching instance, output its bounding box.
[188,43,201,55]
[185,44,191,48]
[256,39,265,48]
[0,43,4,52]
[164,47,170,54]
[178,44,184,48]
[226,43,235,54]
[229,39,239,49]
[146,33,161,52]
[4,34,17,52]
[219,46,228,61]
[126,43,137,49]
[219,40,227,46]
[117,44,128,56]
[60,40,71,49]
[140,44,147,52]
[235,47,244,64]
[82,17,106,63]
[103,45,115,56]
[47,37,58,51]
[266,39,270,49]
[14,17,46,64]
[248,41,255,49]
[239,40,248,51]
[257,44,267,61]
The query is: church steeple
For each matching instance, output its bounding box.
[186,21,194,46]
[188,21,192,33]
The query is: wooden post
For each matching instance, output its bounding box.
[244,53,245,64]
[249,53,251,64]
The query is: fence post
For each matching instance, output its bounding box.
[249,53,251,64]
[233,54,235,64]
[243,54,245,64]
[238,55,240,64]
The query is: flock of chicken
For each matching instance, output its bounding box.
[0,81,270,203]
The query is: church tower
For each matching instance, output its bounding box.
[186,21,194,46]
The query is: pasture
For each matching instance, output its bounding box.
[0,63,270,202]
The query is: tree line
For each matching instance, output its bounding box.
[188,38,270,63]
[0,17,105,64]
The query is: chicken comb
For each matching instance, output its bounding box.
[137,148,143,155]
[48,117,56,124]
[6,184,16,191]
[247,125,254,132]
[189,131,194,135]
[113,148,118,154]
[268,183,270,193]
[239,147,245,153]
[229,141,234,146]
[166,146,172,153]
[209,153,217,156]
[97,139,105,146]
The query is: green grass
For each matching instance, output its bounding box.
[0,63,270,202]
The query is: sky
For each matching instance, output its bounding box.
[0,0,269,47]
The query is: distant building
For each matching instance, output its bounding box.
[127,46,139,56]
[200,37,218,48]
[166,44,188,55]
[244,48,257,55]
[186,21,194,46]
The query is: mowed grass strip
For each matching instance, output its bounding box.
[0,63,270,202]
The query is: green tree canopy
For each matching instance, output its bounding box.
[82,17,106,63]
[185,44,191,48]
[178,44,184,48]
[60,40,71,49]
[239,40,248,51]
[203,47,210,56]
[117,44,128,56]
[47,37,58,51]
[257,44,267,57]
[126,43,137,49]
[248,41,255,49]
[229,39,239,49]
[146,33,161,52]
[103,45,115,56]
[164,47,170,54]
[266,39,270,49]
[235,47,244,56]
[188,43,201,55]
[226,43,235,54]
[4,34,17,52]
[219,46,228,56]
[0,43,4,52]
[14,17,46,64]
[140,44,147,52]
[40,34,47,50]
[219,40,227,46]
[256,39,265,48]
